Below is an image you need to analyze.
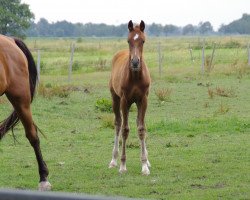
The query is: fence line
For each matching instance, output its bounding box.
[27,39,250,78]
[248,43,250,66]
[209,42,216,70]
[188,44,194,62]
[68,42,75,82]
[201,39,205,74]
[157,42,163,77]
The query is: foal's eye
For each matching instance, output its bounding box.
[127,40,130,44]
[142,41,145,44]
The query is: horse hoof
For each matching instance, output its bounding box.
[142,166,150,176]
[119,165,127,174]
[109,159,117,168]
[38,181,52,191]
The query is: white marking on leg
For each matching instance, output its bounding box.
[109,134,119,168]
[109,158,117,168]
[145,148,151,167]
[147,159,151,168]
[119,163,127,174]
[134,34,139,40]
[142,163,150,175]
[141,139,150,175]
[38,181,52,191]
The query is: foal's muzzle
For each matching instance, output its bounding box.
[131,57,140,71]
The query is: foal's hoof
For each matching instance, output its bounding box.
[119,165,127,174]
[109,159,117,168]
[38,181,52,191]
[142,165,150,176]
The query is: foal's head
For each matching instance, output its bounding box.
[127,20,145,71]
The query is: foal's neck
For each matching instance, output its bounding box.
[129,68,143,81]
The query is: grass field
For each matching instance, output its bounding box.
[0,36,250,199]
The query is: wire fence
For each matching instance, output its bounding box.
[28,37,250,81]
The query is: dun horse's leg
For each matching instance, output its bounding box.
[119,96,130,173]
[136,96,150,175]
[6,93,51,191]
[109,92,121,168]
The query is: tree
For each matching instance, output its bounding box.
[182,24,196,35]
[163,24,181,36]
[0,0,34,38]
[52,20,76,37]
[36,18,51,37]
[219,13,250,34]
[198,21,214,35]
[148,23,164,36]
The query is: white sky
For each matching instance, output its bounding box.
[22,0,250,30]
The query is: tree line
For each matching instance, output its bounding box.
[25,14,250,37]
[0,1,250,38]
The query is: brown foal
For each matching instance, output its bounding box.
[109,20,151,175]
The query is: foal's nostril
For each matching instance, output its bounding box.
[132,58,140,67]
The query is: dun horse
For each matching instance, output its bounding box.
[109,20,151,175]
[0,35,51,191]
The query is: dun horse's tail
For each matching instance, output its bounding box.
[0,38,38,140]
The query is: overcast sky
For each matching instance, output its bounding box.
[22,0,250,30]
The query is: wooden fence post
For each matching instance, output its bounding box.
[201,39,205,74]
[189,44,194,62]
[248,43,250,66]
[68,42,75,82]
[37,49,41,83]
[209,42,216,70]
[158,42,163,77]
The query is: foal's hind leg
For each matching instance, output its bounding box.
[6,91,51,191]
[109,91,121,168]
[136,96,150,175]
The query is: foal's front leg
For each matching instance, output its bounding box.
[119,96,130,174]
[109,93,121,168]
[137,96,150,175]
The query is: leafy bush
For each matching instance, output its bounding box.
[95,98,112,112]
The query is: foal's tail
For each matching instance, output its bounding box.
[0,38,38,140]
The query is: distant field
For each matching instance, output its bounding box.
[0,36,250,199]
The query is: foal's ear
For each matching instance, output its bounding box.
[128,20,134,32]
[140,20,145,32]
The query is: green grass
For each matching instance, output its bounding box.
[0,36,250,199]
